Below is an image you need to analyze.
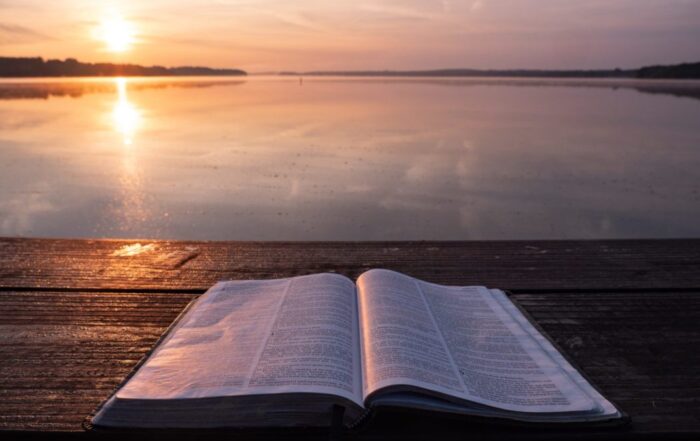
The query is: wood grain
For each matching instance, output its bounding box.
[1,289,699,437]
[0,291,196,432]
[1,238,699,291]
[1,238,700,439]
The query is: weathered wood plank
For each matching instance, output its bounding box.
[2,238,699,438]
[1,238,700,291]
[0,291,196,432]
[1,289,699,438]
[509,291,700,436]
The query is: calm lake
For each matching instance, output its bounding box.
[1,76,699,240]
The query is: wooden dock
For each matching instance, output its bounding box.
[1,238,699,439]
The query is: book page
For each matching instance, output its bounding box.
[490,289,617,417]
[358,269,596,413]
[117,273,363,406]
[357,270,466,399]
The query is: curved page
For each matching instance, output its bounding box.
[117,274,363,406]
[357,269,595,413]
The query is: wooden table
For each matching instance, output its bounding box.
[1,238,699,439]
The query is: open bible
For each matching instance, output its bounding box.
[91,269,622,429]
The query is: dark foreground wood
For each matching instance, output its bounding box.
[1,238,699,440]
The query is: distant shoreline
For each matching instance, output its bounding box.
[0,57,246,78]
[2,57,699,79]
[280,62,700,80]
[280,69,635,79]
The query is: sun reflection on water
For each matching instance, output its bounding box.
[112,78,141,145]
[103,77,152,236]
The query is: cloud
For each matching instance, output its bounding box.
[359,2,446,22]
[264,10,328,32]
[0,22,51,45]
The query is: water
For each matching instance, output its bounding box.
[1,76,699,240]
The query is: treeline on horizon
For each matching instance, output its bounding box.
[1,57,699,79]
[0,57,246,77]
[280,62,700,79]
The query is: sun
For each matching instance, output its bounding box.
[96,13,136,52]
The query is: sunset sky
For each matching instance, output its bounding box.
[1,0,699,72]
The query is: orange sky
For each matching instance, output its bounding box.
[1,0,699,71]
